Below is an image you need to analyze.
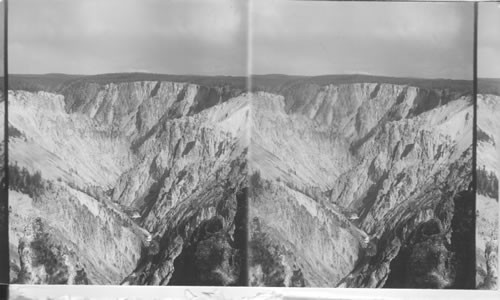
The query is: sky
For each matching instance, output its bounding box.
[0,1,3,65]
[251,0,474,79]
[9,0,248,75]
[479,2,500,78]
[8,0,479,79]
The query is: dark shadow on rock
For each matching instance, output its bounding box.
[384,190,475,289]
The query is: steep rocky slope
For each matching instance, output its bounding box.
[249,82,474,288]
[5,77,249,285]
[476,94,499,290]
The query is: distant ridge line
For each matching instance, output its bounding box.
[9,71,484,81]
[4,72,489,95]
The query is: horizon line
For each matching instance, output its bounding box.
[5,72,485,82]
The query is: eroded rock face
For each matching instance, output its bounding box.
[4,77,480,288]
[124,156,248,286]
[249,82,473,288]
[5,80,249,285]
[249,177,360,287]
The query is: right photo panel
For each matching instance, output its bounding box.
[477,1,500,290]
[249,0,475,288]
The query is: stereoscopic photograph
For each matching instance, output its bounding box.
[1,0,499,294]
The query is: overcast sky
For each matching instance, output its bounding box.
[9,0,478,79]
[252,0,474,79]
[0,1,3,64]
[9,0,248,75]
[479,2,500,78]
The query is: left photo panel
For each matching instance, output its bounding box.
[6,0,250,285]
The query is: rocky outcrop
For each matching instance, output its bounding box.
[382,190,475,289]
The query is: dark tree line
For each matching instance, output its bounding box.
[477,166,498,200]
[9,163,44,199]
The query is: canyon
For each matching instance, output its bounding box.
[248,78,475,288]
[5,75,249,285]
[2,74,485,288]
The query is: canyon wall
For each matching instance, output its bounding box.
[249,82,474,288]
[5,79,249,285]
[4,75,481,288]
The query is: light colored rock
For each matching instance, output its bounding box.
[249,82,473,288]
